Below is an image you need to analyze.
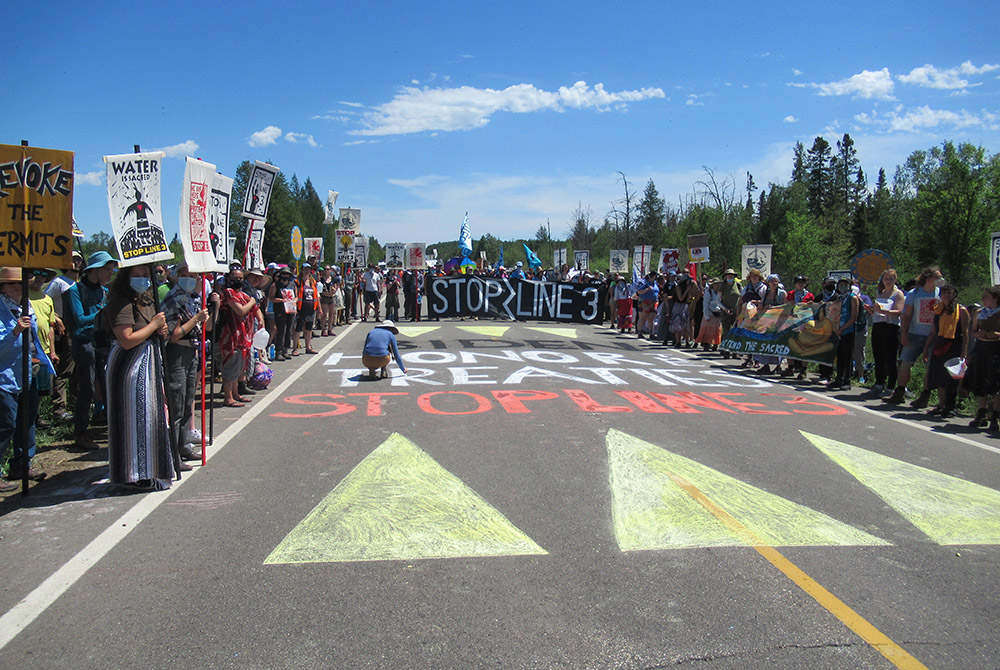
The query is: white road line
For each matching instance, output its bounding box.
[0,326,353,651]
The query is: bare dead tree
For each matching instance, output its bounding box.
[695,166,737,213]
[608,171,638,249]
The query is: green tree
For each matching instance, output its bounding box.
[635,179,666,245]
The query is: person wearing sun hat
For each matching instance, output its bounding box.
[0,267,57,491]
[361,319,406,380]
[65,250,118,450]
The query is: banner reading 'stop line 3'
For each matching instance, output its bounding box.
[0,143,75,269]
[208,173,234,272]
[105,151,172,267]
[179,157,219,273]
[241,161,280,221]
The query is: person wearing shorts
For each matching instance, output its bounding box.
[886,268,941,404]
[294,264,319,355]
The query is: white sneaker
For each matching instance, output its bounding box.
[186,428,207,444]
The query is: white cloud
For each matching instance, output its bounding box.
[897,61,1000,90]
[249,125,282,147]
[351,81,666,136]
[783,115,798,123]
[791,68,803,76]
[790,68,895,100]
[284,132,319,147]
[151,139,199,158]
[887,105,998,132]
[74,170,103,186]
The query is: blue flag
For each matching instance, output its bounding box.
[522,243,542,270]
[458,212,473,258]
[497,244,504,269]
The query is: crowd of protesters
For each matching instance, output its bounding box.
[4,251,997,493]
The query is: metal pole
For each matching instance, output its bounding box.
[199,273,208,466]
[18,140,31,496]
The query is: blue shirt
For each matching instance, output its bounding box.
[363,328,405,372]
[904,286,940,337]
[0,298,56,394]
[66,278,107,342]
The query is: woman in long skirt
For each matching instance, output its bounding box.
[105,265,173,490]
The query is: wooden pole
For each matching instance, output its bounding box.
[17,141,31,496]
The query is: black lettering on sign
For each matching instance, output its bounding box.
[0,159,73,198]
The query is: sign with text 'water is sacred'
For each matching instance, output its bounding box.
[105,151,172,267]
[208,173,234,271]
[241,160,280,220]
[179,157,218,273]
[428,276,606,324]
[0,143,75,268]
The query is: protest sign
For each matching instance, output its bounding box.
[992,234,1000,286]
[405,242,426,269]
[0,143,75,268]
[179,157,219,273]
[609,250,629,275]
[385,243,405,268]
[105,151,172,267]
[304,237,323,262]
[241,161,280,220]
[658,248,680,275]
[290,226,303,261]
[335,229,355,264]
[688,233,709,264]
[208,173,233,271]
[428,276,606,324]
[554,247,567,267]
[741,244,772,279]
[245,220,265,270]
[354,235,369,268]
[574,250,590,271]
[338,208,360,232]
[720,301,837,366]
[323,190,339,225]
[72,218,85,239]
[634,245,652,275]
[851,249,893,286]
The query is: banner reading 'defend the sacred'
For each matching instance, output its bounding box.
[720,301,837,366]
[241,161,280,221]
[208,173,234,271]
[105,151,173,267]
[428,275,606,324]
[0,143,75,268]
[179,157,219,273]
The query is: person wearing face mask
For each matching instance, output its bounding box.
[613,275,634,333]
[0,267,57,491]
[103,264,172,490]
[885,267,942,405]
[219,269,257,407]
[65,251,118,450]
[162,263,215,463]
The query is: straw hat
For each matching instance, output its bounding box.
[0,267,23,283]
[376,319,399,334]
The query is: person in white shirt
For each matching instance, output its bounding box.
[361,264,383,321]
[44,250,83,420]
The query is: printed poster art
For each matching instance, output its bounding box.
[323,190,339,225]
[385,243,405,268]
[241,161,280,220]
[658,248,680,275]
[741,244,772,279]
[179,157,218,273]
[335,229,356,264]
[208,173,234,271]
[405,243,426,269]
[574,250,590,271]
[338,208,361,232]
[720,301,838,366]
[634,245,652,275]
[245,221,265,270]
[0,143,75,268]
[304,237,323,261]
[609,250,628,275]
[104,151,172,266]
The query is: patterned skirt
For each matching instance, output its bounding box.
[107,340,173,489]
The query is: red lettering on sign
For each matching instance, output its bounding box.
[271,393,356,418]
[647,391,737,414]
[348,392,409,416]
[564,389,632,412]
[703,392,791,415]
[491,390,560,414]
[417,391,493,415]
[615,390,673,413]
[760,393,849,415]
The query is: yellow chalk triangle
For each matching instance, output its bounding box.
[457,326,511,337]
[265,433,547,564]
[395,326,440,337]
[525,327,578,339]
[607,429,889,550]
[802,431,1000,545]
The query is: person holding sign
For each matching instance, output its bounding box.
[104,265,174,489]
[0,268,57,491]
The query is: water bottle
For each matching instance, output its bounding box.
[269,345,275,360]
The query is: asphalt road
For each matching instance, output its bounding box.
[2,319,999,669]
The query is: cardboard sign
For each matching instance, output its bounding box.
[0,143,75,268]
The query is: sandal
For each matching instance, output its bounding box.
[305,348,319,354]
[291,350,300,356]
[224,401,245,408]
[234,396,253,403]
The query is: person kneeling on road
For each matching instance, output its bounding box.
[362,320,406,380]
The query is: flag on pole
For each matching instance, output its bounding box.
[522,243,542,270]
[458,212,473,258]
[497,245,504,269]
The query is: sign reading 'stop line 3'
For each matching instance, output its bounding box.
[428,276,607,324]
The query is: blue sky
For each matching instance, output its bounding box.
[7,1,999,248]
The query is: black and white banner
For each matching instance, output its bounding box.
[241,160,280,220]
[104,151,172,267]
[428,276,606,323]
[208,173,234,271]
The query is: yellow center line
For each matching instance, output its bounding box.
[667,473,928,670]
